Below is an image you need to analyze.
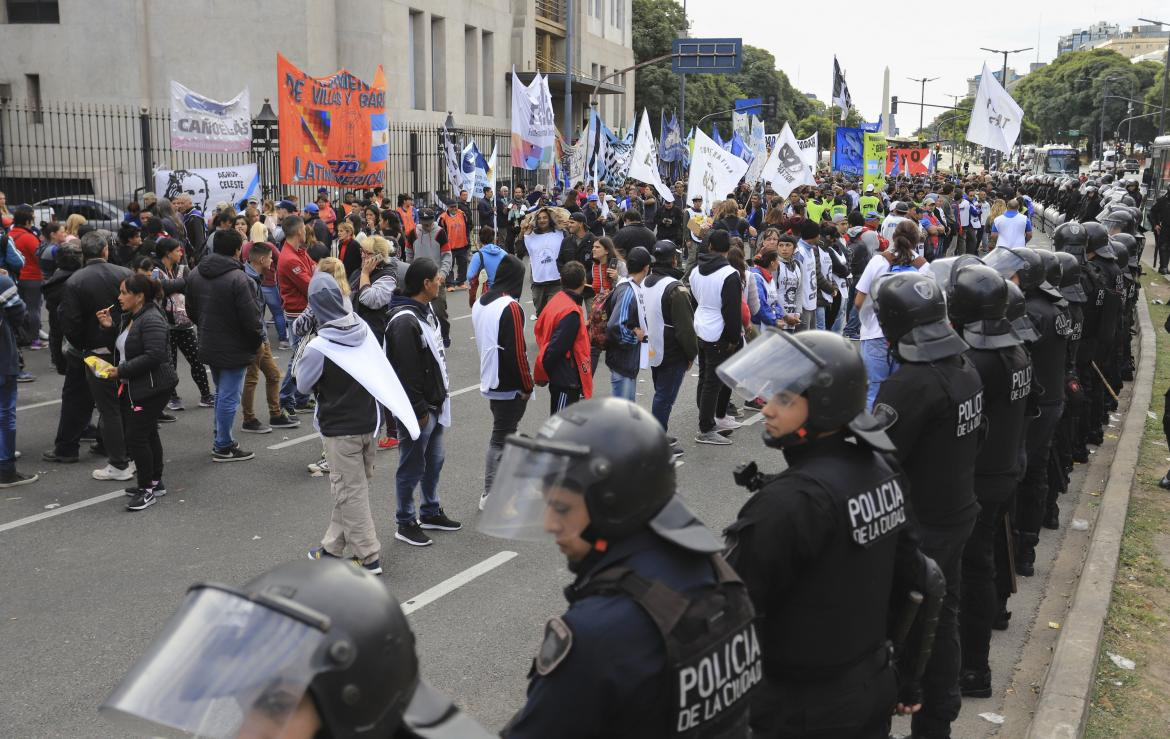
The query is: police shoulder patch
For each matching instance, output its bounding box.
[535,616,574,676]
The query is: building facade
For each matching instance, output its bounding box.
[1057,21,1120,56]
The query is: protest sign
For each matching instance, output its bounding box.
[687,128,749,213]
[155,164,260,214]
[170,81,250,153]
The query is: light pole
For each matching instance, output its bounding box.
[1139,17,1169,135]
[907,76,939,134]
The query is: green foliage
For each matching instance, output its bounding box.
[631,0,689,130]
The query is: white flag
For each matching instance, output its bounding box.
[487,144,497,196]
[441,126,463,193]
[686,128,749,214]
[797,132,818,170]
[966,63,1024,154]
[628,109,674,202]
[732,111,750,141]
[744,116,769,184]
[760,123,815,198]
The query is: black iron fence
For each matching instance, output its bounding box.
[0,100,541,213]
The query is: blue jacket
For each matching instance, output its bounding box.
[604,279,641,379]
[749,267,779,327]
[0,274,27,376]
[468,243,506,290]
[505,530,718,739]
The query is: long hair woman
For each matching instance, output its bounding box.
[96,273,179,511]
[152,237,213,409]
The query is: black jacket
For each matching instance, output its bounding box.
[185,252,263,368]
[654,206,686,246]
[59,259,132,354]
[116,302,179,402]
[42,265,77,370]
[612,224,657,257]
[694,252,742,348]
[385,296,447,418]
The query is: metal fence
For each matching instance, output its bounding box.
[0,100,541,211]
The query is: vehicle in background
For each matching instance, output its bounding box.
[33,196,127,232]
[1088,159,1106,175]
[1143,135,1170,226]
[1033,146,1082,176]
[1102,149,1121,169]
[1123,158,1140,173]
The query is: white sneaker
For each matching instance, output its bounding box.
[714,415,742,432]
[93,462,135,481]
[479,492,490,511]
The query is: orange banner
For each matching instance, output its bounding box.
[886,148,930,175]
[277,53,388,187]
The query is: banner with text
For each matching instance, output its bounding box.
[170,81,251,153]
[863,133,888,194]
[276,53,387,187]
[511,68,558,170]
[155,163,260,215]
[886,148,930,176]
[687,128,749,214]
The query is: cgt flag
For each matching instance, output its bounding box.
[966,62,1023,154]
[832,56,852,122]
[628,109,674,202]
[686,128,748,214]
[761,123,814,198]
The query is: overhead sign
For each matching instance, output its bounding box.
[672,38,742,74]
[276,53,388,187]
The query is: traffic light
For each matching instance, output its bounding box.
[891,96,898,114]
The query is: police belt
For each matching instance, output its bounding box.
[765,640,892,686]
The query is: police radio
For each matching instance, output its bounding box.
[732,461,768,493]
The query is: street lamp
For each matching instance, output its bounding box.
[907,76,939,134]
[1139,17,1169,135]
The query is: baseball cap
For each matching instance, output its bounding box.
[863,210,880,221]
[569,212,587,223]
[691,194,703,201]
[865,183,875,192]
[652,240,679,261]
[587,194,599,202]
[893,201,909,213]
[419,209,436,221]
[304,203,320,214]
[626,246,653,273]
[276,200,296,212]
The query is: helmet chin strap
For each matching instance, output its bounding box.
[763,425,809,450]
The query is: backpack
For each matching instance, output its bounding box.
[587,289,611,350]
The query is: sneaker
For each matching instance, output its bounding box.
[38,329,49,341]
[269,413,300,429]
[378,436,400,450]
[745,397,765,410]
[294,398,317,412]
[278,340,291,350]
[199,394,216,407]
[358,558,383,575]
[93,463,135,481]
[283,406,298,418]
[212,446,254,462]
[479,491,490,511]
[714,415,743,432]
[307,456,330,474]
[126,489,156,511]
[242,418,272,434]
[669,441,685,459]
[28,339,46,350]
[150,480,167,497]
[726,403,743,419]
[79,425,99,442]
[307,546,341,561]
[16,371,35,383]
[419,509,463,531]
[158,412,178,424]
[395,523,433,546]
[695,430,733,446]
[167,397,185,411]
[42,449,79,464]
[0,470,38,488]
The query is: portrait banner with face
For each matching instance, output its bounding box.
[760,123,814,198]
[155,164,260,215]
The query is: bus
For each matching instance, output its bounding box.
[1143,135,1170,224]
[1032,145,1081,176]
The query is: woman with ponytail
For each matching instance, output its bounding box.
[96,273,179,511]
[853,219,927,409]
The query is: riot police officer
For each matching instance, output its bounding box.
[872,272,983,739]
[481,398,757,738]
[1086,222,1124,418]
[718,329,941,738]
[1109,234,1140,384]
[1050,251,1090,488]
[101,559,491,738]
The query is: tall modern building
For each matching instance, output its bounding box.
[1057,21,1120,56]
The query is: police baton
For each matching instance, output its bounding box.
[1090,361,1120,404]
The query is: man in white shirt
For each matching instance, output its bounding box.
[853,248,927,409]
[880,201,911,243]
[957,190,974,255]
[989,198,1032,249]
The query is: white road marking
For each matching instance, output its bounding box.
[0,490,124,534]
[265,383,480,450]
[451,313,473,321]
[741,411,765,426]
[401,550,518,615]
[16,399,62,412]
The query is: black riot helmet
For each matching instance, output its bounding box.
[1119,194,1136,207]
[479,398,722,553]
[874,272,969,362]
[949,264,1020,350]
[1099,208,1134,234]
[985,246,1044,292]
[1052,220,1088,258]
[1005,280,1039,342]
[717,329,894,450]
[1054,252,1087,302]
[1101,173,1115,185]
[1036,250,1066,300]
[101,559,490,739]
[1083,221,1116,259]
[1109,236,1132,272]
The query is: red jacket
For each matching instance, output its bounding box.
[276,243,316,314]
[534,290,592,398]
[9,226,42,281]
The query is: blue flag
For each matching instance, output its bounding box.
[729,132,753,164]
[860,115,882,133]
[660,112,686,162]
[712,124,726,151]
[890,153,901,178]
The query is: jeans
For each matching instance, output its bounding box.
[814,305,826,330]
[261,285,287,342]
[861,338,899,411]
[610,371,637,401]
[0,374,17,475]
[52,354,94,456]
[279,323,311,411]
[243,342,282,421]
[122,391,168,489]
[913,516,977,739]
[395,413,445,525]
[210,366,247,451]
[843,288,861,339]
[86,358,128,468]
[651,361,687,431]
[829,299,846,333]
[485,396,528,495]
[697,340,734,433]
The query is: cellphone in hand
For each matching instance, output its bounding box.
[608,258,617,269]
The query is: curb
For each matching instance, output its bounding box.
[1025,260,1156,738]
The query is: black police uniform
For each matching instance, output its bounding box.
[1091,255,1123,412]
[875,354,982,738]
[725,434,918,738]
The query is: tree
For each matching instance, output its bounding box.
[631,0,688,131]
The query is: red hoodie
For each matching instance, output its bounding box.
[276,243,316,314]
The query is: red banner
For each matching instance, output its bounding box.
[886,148,929,175]
[277,53,387,187]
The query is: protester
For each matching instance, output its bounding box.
[0,268,36,487]
[439,199,470,290]
[605,245,650,401]
[403,209,453,346]
[534,261,592,413]
[518,207,564,317]
[240,241,298,435]
[642,241,696,452]
[989,198,1032,248]
[612,208,657,257]
[467,226,506,305]
[185,229,263,462]
[150,237,212,410]
[8,207,44,349]
[691,230,742,445]
[276,216,318,415]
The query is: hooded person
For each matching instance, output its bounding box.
[471,255,534,511]
[295,271,420,573]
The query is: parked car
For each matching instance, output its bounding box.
[1089,160,1106,174]
[33,196,126,232]
[1123,158,1140,173]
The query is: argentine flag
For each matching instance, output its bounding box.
[370,113,389,163]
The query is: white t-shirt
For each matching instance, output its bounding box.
[880,214,908,243]
[992,210,1031,248]
[854,255,892,341]
[794,241,819,312]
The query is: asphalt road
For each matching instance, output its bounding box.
[1,227,1074,737]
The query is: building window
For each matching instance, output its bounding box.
[5,0,58,23]
[431,16,446,112]
[409,10,426,110]
[464,26,478,115]
[26,73,42,123]
[482,31,495,117]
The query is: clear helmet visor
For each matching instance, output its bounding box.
[100,587,328,739]
[477,437,587,542]
[715,329,823,403]
[983,248,1029,280]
